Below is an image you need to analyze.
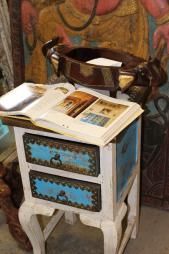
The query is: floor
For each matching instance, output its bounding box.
[0,206,169,254]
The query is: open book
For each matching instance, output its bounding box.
[0,82,143,146]
[0,82,74,119]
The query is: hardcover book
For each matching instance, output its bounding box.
[0,82,143,146]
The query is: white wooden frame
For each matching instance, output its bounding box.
[14,117,141,254]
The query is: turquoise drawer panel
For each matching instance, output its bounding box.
[116,120,138,201]
[0,120,9,140]
[23,134,100,176]
[29,170,101,212]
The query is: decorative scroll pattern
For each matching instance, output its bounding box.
[0,0,14,92]
[8,0,25,86]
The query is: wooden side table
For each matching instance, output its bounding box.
[4,116,141,254]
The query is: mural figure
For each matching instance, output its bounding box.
[21,0,169,83]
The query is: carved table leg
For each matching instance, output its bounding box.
[19,201,56,254]
[79,214,120,254]
[19,202,46,254]
[128,173,140,239]
[80,203,127,254]
[0,163,32,251]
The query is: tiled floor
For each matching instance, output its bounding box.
[0,206,169,254]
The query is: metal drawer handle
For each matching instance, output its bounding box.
[57,190,68,201]
[50,153,62,165]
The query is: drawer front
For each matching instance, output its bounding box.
[23,134,100,176]
[116,120,138,201]
[29,170,101,212]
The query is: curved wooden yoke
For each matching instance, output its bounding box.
[42,38,167,93]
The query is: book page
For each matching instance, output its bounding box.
[37,87,135,131]
[0,82,75,118]
[0,83,46,113]
[87,57,122,67]
[25,85,75,120]
[35,87,143,146]
[38,87,137,128]
[76,99,128,128]
[48,82,75,94]
[51,90,98,117]
[35,109,106,144]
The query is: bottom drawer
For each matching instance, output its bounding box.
[29,170,101,212]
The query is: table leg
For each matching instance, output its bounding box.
[80,214,120,254]
[65,211,77,225]
[80,203,127,254]
[19,201,57,254]
[19,202,48,254]
[128,173,140,239]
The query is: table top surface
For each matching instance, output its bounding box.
[1,116,50,132]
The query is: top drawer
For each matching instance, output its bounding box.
[23,133,100,176]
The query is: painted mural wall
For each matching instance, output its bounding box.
[9,0,169,210]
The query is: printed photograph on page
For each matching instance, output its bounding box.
[52,91,98,117]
